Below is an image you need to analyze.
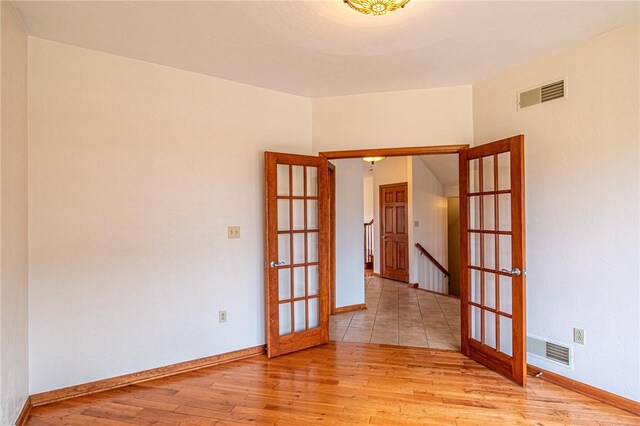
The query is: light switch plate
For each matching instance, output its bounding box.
[227,226,240,239]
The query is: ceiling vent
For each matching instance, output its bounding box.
[518,79,566,109]
[527,335,572,367]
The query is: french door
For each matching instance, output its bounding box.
[459,135,527,385]
[264,152,329,357]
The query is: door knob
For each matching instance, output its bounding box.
[381,235,388,239]
[270,260,286,268]
[501,267,526,277]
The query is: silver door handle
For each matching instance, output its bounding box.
[501,267,526,277]
[270,260,286,267]
[381,235,388,239]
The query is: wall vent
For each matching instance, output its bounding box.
[527,335,572,367]
[518,79,565,109]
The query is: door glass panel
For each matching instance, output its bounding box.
[277,199,290,231]
[306,166,318,197]
[307,232,318,263]
[307,200,318,230]
[499,275,512,314]
[469,196,480,229]
[278,268,291,301]
[292,166,304,196]
[279,303,291,336]
[483,195,495,230]
[484,234,496,270]
[499,235,512,271]
[498,193,511,231]
[308,265,319,296]
[484,311,496,349]
[482,156,495,192]
[308,298,319,328]
[293,267,305,298]
[497,152,511,190]
[470,269,481,303]
[292,200,305,230]
[278,234,290,265]
[499,316,513,356]
[294,300,306,332]
[469,159,480,193]
[293,233,305,264]
[471,306,481,341]
[469,233,481,267]
[484,272,496,309]
[277,164,290,196]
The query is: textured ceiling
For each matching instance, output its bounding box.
[14,1,640,97]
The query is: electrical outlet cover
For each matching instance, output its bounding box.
[573,328,585,345]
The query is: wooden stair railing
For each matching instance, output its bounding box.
[364,219,374,268]
[415,243,450,277]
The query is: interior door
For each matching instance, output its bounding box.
[264,152,329,358]
[380,182,409,282]
[459,135,527,385]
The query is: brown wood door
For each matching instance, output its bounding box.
[459,135,527,385]
[265,152,329,358]
[379,182,409,282]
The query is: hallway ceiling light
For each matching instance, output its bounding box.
[343,0,411,16]
[363,156,385,164]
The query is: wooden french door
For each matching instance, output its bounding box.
[264,152,329,358]
[459,135,527,385]
[380,182,409,282]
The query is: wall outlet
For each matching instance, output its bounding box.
[573,327,585,345]
[218,310,227,323]
[414,220,419,227]
[227,226,240,239]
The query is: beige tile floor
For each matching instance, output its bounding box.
[330,276,461,350]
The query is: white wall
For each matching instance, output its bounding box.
[410,157,448,292]
[363,171,373,223]
[333,159,364,308]
[312,85,474,153]
[371,157,408,275]
[312,85,473,282]
[0,1,29,423]
[28,38,312,393]
[473,23,640,401]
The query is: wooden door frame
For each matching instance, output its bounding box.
[321,145,469,317]
[379,182,410,283]
[328,162,337,315]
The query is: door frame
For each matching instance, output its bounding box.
[322,146,467,314]
[322,145,467,310]
[328,162,337,315]
[379,182,410,282]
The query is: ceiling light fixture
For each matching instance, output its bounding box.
[363,156,386,165]
[343,0,411,16]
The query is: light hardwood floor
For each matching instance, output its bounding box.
[26,341,640,425]
[330,277,460,349]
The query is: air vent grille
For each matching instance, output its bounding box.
[545,342,570,365]
[518,79,565,109]
[541,80,565,103]
[527,335,572,367]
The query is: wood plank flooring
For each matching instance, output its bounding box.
[26,341,640,425]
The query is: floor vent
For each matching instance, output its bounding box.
[527,335,572,367]
[518,79,565,109]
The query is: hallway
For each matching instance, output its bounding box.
[330,277,461,349]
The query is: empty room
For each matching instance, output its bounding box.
[1,1,639,425]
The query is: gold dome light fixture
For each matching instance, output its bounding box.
[343,0,411,16]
